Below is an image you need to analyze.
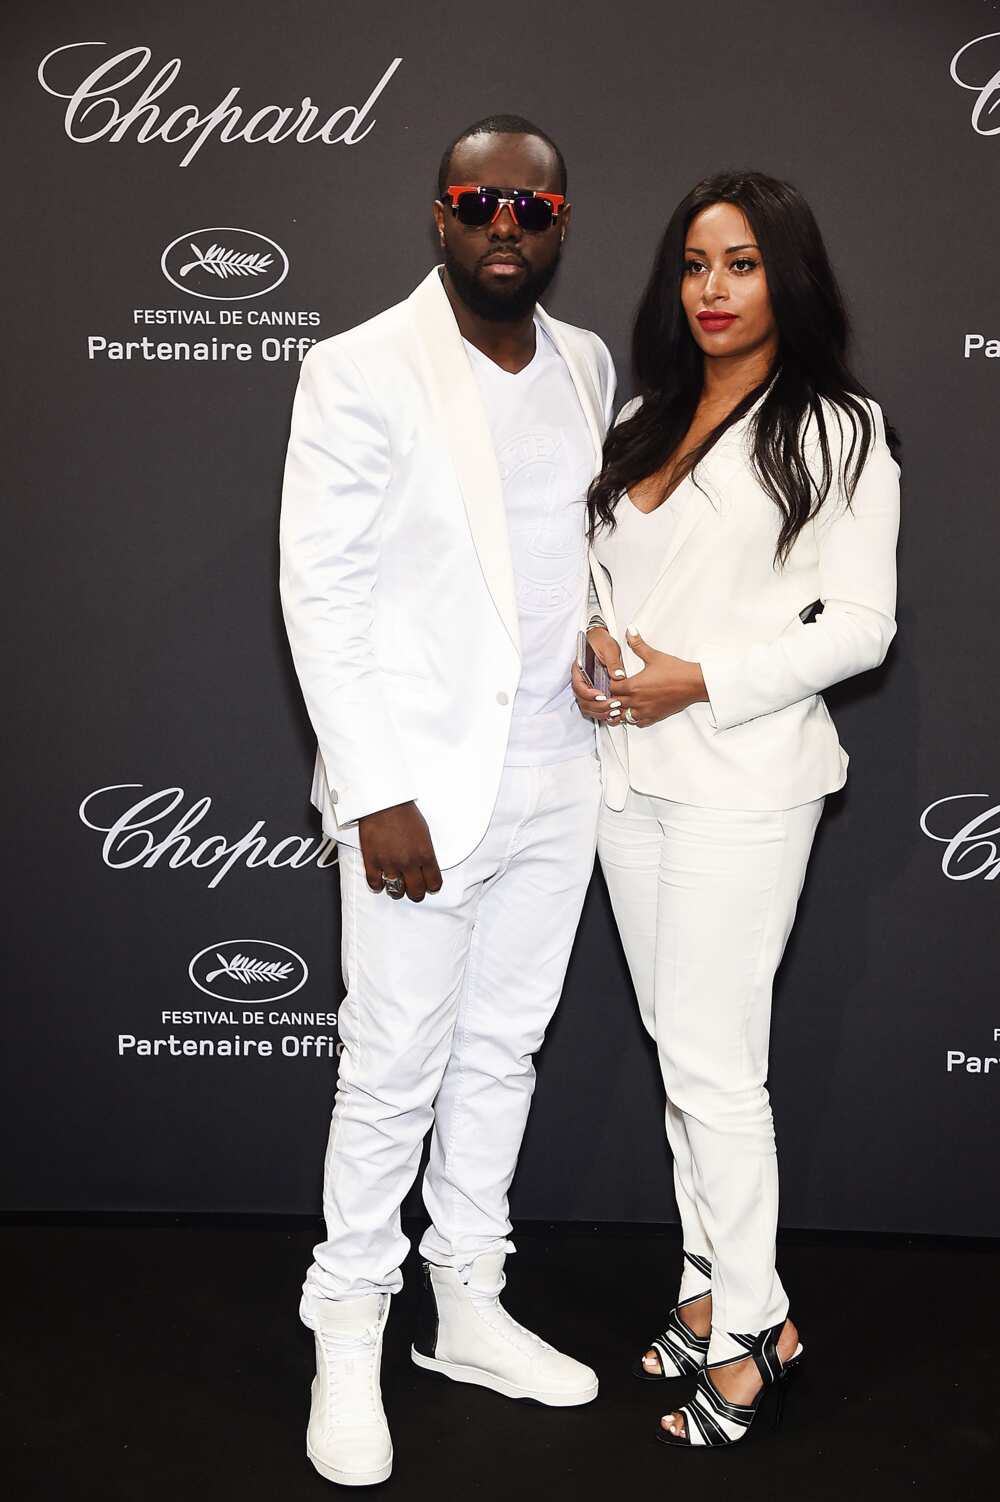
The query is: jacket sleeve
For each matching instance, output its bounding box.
[587,574,606,626]
[699,401,900,732]
[586,393,642,629]
[593,334,618,431]
[278,343,419,827]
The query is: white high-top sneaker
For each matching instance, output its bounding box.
[410,1252,598,1406]
[306,1293,393,1487]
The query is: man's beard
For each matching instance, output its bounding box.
[443,244,561,322]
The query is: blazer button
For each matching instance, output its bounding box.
[330,789,339,804]
[496,691,509,706]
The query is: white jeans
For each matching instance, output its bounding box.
[301,752,602,1317]
[597,791,824,1339]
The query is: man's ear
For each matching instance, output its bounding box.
[559,201,573,244]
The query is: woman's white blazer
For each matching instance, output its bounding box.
[589,390,900,811]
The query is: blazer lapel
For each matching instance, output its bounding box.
[535,304,605,469]
[624,386,771,622]
[407,267,521,656]
[600,470,718,636]
[639,474,713,602]
[538,304,608,638]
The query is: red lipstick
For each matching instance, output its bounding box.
[697,311,738,332]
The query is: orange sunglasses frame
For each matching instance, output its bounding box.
[443,184,566,229]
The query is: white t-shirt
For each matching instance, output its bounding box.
[464,321,596,766]
[593,479,695,636]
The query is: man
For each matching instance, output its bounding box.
[279,114,616,1487]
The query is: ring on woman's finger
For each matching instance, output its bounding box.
[383,874,405,898]
[624,707,637,726]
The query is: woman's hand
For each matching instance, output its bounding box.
[572,625,627,722]
[613,628,708,727]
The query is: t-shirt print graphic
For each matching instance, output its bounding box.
[495,427,588,617]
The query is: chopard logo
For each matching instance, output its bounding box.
[79,783,338,888]
[161,228,289,301]
[37,42,402,167]
[920,794,1000,880]
[950,31,1000,134]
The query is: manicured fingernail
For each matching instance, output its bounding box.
[613,669,626,678]
[595,694,607,703]
[609,709,621,719]
[610,700,621,709]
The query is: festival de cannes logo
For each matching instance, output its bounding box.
[161,228,289,301]
[189,940,308,1003]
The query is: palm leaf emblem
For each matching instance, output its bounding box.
[204,952,294,986]
[178,242,274,280]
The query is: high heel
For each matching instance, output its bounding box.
[772,1366,793,1431]
[633,1251,711,1382]
[656,1320,803,1448]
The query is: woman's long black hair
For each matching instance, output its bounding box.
[587,170,899,560]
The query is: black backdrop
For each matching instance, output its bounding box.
[4,0,999,1234]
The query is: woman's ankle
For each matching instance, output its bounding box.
[677,1291,711,1338]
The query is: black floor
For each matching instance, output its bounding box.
[2,1219,997,1501]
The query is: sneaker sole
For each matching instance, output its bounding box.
[410,1346,598,1406]
[307,1446,393,1487]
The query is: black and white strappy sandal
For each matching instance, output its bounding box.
[656,1320,804,1448]
[633,1251,712,1382]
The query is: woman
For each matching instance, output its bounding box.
[573,170,900,1447]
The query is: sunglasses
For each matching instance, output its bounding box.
[443,184,566,233]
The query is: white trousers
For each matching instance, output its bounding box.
[301,752,602,1317]
[597,791,823,1339]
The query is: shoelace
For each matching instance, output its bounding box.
[467,1290,556,1354]
[317,1327,378,1426]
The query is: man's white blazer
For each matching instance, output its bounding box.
[279,266,616,869]
[590,390,900,812]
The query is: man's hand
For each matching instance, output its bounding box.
[613,628,708,727]
[572,625,628,722]
[359,802,443,902]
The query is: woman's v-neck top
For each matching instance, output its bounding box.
[592,478,694,633]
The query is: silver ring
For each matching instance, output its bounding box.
[383,875,405,898]
[624,707,637,726]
